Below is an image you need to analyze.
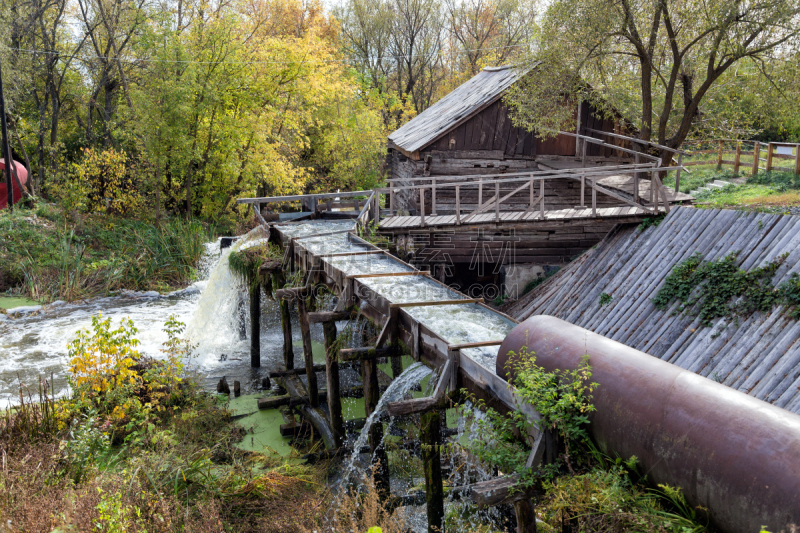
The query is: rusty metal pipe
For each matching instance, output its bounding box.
[497,315,800,533]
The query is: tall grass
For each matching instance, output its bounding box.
[2,208,212,301]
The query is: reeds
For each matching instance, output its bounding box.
[0,374,58,444]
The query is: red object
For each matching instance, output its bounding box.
[0,159,28,209]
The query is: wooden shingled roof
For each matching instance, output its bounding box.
[503,207,800,414]
[388,66,523,153]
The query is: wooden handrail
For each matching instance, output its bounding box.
[238,190,373,204]
[583,127,688,156]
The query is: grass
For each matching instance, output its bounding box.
[686,170,800,212]
[0,202,213,302]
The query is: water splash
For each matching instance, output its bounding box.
[185,226,269,366]
[340,362,432,486]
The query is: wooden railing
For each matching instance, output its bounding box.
[682,140,800,176]
[380,163,679,227]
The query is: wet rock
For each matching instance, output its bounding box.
[261,377,271,389]
[217,377,230,395]
[141,291,160,298]
[233,381,241,397]
[49,300,66,307]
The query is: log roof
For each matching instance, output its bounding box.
[504,207,800,414]
[388,66,524,153]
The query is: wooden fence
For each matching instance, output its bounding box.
[682,140,800,176]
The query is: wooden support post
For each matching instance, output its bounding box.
[420,186,426,226]
[767,143,774,172]
[513,499,538,533]
[421,410,444,533]
[297,297,319,407]
[539,180,545,220]
[431,178,437,216]
[274,271,295,370]
[495,181,500,222]
[323,320,344,448]
[389,308,403,379]
[716,140,724,170]
[363,357,390,501]
[633,153,640,205]
[675,152,683,199]
[249,283,261,367]
[455,184,461,225]
[591,177,597,216]
[795,146,800,176]
[752,142,761,176]
[372,192,380,226]
[734,142,742,175]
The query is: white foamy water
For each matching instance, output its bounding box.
[185,226,269,366]
[0,228,279,407]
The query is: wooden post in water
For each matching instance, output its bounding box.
[273,270,295,370]
[323,319,344,447]
[362,357,390,501]
[421,409,444,533]
[388,307,403,379]
[249,283,261,367]
[514,499,538,533]
[298,297,319,407]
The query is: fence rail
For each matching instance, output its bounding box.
[379,164,678,227]
[682,140,800,176]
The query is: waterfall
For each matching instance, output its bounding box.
[185,226,269,365]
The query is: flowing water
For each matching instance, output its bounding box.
[0,226,286,407]
[340,362,432,486]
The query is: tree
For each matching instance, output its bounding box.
[505,0,800,160]
[445,0,536,76]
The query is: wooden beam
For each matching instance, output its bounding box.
[448,340,504,350]
[339,346,396,362]
[386,396,443,417]
[317,250,385,258]
[237,190,373,204]
[274,286,311,300]
[292,229,353,241]
[346,271,427,279]
[470,475,530,507]
[308,310,353,324]
[269,364,326,378]
[389,298,483,309]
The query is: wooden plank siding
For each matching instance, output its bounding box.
[502,207,800,415]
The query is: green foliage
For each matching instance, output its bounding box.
[62,313,197,445]
[639,214,666,231]
[538,465,708,533]
[652,251,800,326]
[462,349,597,489]
[599,292,613,306]
[521,269,559,296]
[228,244,282,290]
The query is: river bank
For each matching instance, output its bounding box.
[0,204,214,304]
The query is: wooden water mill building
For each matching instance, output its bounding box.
[383,66,693,294]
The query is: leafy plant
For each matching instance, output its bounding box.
[599,292,613,306]
[652,251,800,325]
[462,348,597,489]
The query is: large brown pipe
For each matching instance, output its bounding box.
[497,315,800,533]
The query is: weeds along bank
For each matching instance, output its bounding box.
[0,203,214,303]
[0,314,325,532]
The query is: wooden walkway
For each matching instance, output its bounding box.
[380,205,661,230]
